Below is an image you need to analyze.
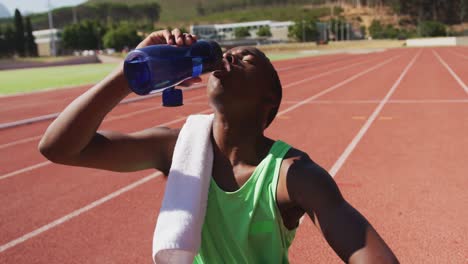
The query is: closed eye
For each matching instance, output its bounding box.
[242,54,256,64]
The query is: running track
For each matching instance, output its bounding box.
[0,47,467,263]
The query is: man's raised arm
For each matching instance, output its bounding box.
[39,29,198,174]
[287,157,399,263]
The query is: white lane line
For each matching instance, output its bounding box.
[282,100,381,104]
[0,53,383,150]
[0,171,162,253]
[0,135,43,150]
[0,84,207,130]
[279,55,400,116]
[433,50,468,95]
[276,53,365,72]
[388,99,468,104]
[0,109,212,181]
[282,99,468,104]
[0,51,404,250]
[283,54,383,89]
[105,94,207,122]
[0,94,207,150]
[329,51,421,177]
[448,49,468,60]
[0,161,51,181]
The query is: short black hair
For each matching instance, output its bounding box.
[265,66,282,128]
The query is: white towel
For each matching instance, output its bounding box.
[153,114,214,264]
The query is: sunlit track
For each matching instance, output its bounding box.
[0,50,415,255]
[433,49,468,95]
[329,51,421,176]
[2,48,466,263]
[447,49,468,59]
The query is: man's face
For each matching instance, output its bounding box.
[207,47,276,116]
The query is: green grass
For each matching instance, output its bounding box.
[9,56,76,63]
[266,52,317,61]
[0,63,118,95]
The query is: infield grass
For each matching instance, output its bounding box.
[0,63,118,95]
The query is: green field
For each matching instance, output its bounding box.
[0,52,318,95]
[0,63,118,94]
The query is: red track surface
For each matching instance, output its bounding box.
[0,47,467,263]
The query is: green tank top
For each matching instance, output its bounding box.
[193,140,296,264]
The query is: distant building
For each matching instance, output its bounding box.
[32,29,62,56]
[190,20,293,43]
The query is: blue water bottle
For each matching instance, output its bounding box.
[123,40,223,106]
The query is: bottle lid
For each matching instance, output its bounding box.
[162,87,183,107]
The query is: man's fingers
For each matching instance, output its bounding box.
[162,29,175,45]
[185,34,194,46]
[136,29,197,49]
[172,28,184,46]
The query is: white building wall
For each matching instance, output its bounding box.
[32,28,62,56]
[191,20,293,42]
[406,37,457,47]
[455,37,468,46]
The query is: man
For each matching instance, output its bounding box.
[39,29,398,263]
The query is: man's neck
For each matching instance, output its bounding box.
[212,113,270,166]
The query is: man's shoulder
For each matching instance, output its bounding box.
[281,146,324,178]
[280,146,334,202]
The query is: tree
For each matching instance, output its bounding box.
[369,20,399,39]
[419,20,446,37]
[0,26,8,57]
[288,19,318,42]
[103,22,142,51]
[0,25,16,57]
[257,26,272,37]
[25,17,38,57]
[369,20,384,38]
[234,27,250,38]
[460,0,467,23]
[62,20,106,50]
[14,9,25,57]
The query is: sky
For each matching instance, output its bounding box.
[1,0,87,15]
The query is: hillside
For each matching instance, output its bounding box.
[1,0,338,30]
[87,0,320,24]
[1,0,466,35]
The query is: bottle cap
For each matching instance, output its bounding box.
[162,87,183,107]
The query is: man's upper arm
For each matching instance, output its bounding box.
[64,127,179,174]
[287,157,398,263]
